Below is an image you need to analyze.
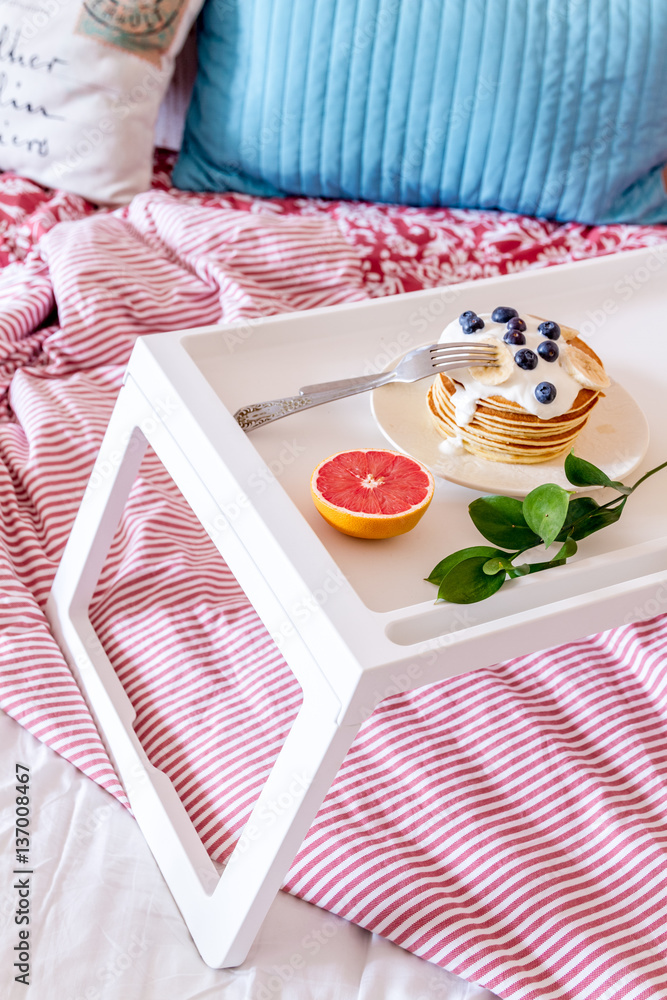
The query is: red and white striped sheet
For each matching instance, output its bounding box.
[1,164,667,999]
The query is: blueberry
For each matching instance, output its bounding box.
[538,320,561,340]
[537,340,559,362]
[535,381,557,404]
[463,315,485,333]
[503,329,526,345]
[491,306,519,324]
[506,316,527,332]
[459,311,476,327]
[514,348,538,370]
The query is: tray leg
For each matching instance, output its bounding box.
[198,702,360,968]
[45,378,362,969]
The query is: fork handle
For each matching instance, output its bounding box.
[234,372,396,431]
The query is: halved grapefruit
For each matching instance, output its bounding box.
[310,449,435,539]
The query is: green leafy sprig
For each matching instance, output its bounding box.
[427,451,667,605]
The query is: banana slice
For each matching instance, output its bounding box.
[527,313,578,342]
[560,344,611,390]
[468,337,513,385]
[559,324,579,343]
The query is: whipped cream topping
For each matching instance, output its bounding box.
[437,312,582,425]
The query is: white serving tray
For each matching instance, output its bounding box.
[47,245,667,968]
[180,246,666,624]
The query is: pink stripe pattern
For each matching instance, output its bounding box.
[1,163,667,999]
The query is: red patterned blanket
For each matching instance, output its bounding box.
[1,157,666,1000]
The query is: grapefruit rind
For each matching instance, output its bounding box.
[310,449,435,539]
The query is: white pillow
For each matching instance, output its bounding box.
[0,0,203,205]
[154,25,198,152]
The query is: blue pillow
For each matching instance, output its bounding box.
[173,0,667,225]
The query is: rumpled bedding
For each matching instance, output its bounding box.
[1,153,667,1000]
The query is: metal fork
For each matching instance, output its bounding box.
[233,341,498,431]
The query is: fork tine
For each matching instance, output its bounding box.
[430,356,499,364]
[429,342,499,365]
[429,352,496,361]
[429,347,498,356]
[429,349,499,359]
[428,343,497,355]
[431,356,499,364]
[429,350,499,369]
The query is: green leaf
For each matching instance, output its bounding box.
[553,535,578,561]
[564,451,631,495]
[567,497,627,540]
[482,557,515,575]
[556,496,600,540]
[513,535,578,577]
[437,556,507,605]
[564,451,606,487]
[523,483,570,549]
[424,455,667,605]
[468,496,541,549]
[426,546,504,586]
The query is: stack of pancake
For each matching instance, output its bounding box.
[427,313,609,465]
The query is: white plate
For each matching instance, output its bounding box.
[370,371,650,498]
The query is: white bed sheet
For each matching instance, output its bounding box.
[0,711,499,1000]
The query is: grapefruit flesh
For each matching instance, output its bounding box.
[310,449,435,539]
